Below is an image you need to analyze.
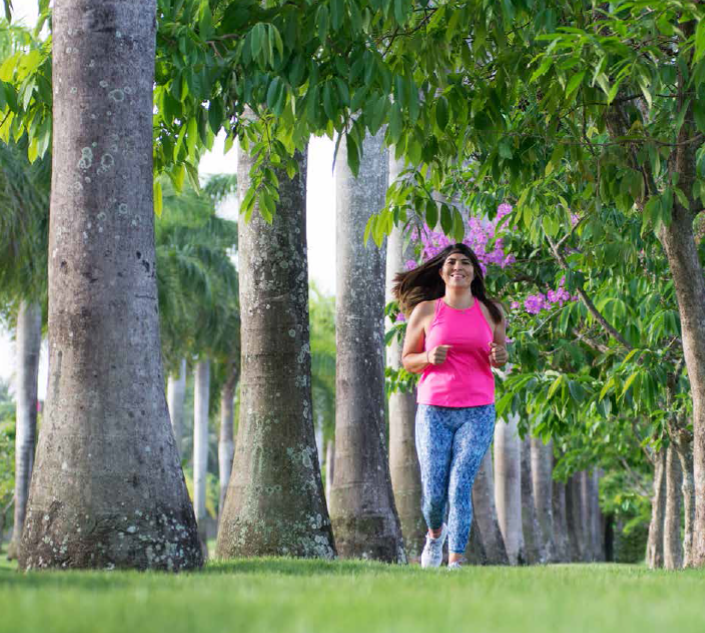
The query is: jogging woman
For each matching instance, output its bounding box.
[394,243,508,569]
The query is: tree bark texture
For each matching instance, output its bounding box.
[565,474,583,562]
[385,157,424,560]
[494,415,524,565]
[216,146,336,559]
[471,450,509,565]
[325,439,335,506]
[19,0,202,571]
[8,301,42,560]
[520,436,545,564]
[167,359,187,460]
[551,475,572,562]
[193,360,209,556]
[465,516,487,566]
[218,364,238,521]
[664,445,683,570]
[329,133,406,563]
[646,450,667,569]
[677,446,695,567]
[591,469,605,562]
[579,470,598,562]
[530,436,557,563]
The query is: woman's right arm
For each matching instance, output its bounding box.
[402,302,435,373]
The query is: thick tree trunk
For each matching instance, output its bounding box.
[565,474,583,562]
[329,133,405,563]
[472,451,509,565]
[677,446,695,567]
[386,156,424,560]
[520,436,545,564]
[19,0,201,571]
[216,145,335,559]
[591,469,605,561]
[530,437,557,563]
[664,445,683,570]
[167,359,187,460]
[551,475,572,562]
[465,516,487,565]
[646,450,667,569]
[218,364,238,522]
[7,301,42,560]
[494,415,524,565]
[193,360,210,557]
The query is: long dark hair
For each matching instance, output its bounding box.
[392,243,503,324]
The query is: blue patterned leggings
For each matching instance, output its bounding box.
[415,403,496,554]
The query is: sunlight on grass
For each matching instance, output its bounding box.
[2,557,705,633]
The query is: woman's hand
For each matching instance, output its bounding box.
[489,342,508,367]
[427,345,452,365]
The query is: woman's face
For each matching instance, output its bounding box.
[440,252,475,289]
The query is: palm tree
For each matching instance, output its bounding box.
[19,1,202,570]
[0,134,49,561]
[329,132,405,563]
[216,141,335,559]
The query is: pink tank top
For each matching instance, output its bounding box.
[417,298,495,408]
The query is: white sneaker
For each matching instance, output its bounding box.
[448,560,464,570]
[420,524,448,568]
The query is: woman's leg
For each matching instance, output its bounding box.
[415,404,454,533]
[447,404,496,560]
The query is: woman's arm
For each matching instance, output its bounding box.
[401,302,448,373]
[489,305,509,368]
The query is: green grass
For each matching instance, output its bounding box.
[2,553,705,633]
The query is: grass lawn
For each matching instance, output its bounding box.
[2,553,704,633]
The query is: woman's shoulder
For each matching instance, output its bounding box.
[409,299,437,323]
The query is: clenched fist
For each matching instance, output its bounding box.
[489,342,508,367]
[427,345,452,365]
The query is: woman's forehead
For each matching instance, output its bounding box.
[444,252,472,262]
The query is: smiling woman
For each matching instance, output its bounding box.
[393,243,509,569]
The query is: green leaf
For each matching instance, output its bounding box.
[331,0,344,30]
[208,98,223,135]
[621,372,640,397]
[440,203,453,235]
[316,4,329,43]
[547,375,563,399]
[259,190,275,223]
[436,95,449,130]
[346,133,360,177]
[425,198,438,229]
[250,23,266,60]
[565,70,585,98]
[695,19,705,64]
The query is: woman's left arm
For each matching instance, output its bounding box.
[489,307,508,368]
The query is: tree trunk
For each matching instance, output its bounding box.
[325,439,335,506]
[216,145,335,559]
[471,450,509,565]
[677,445,695,567]
[465,516,488,565]
[19,0,201,571]
[551,474,572,562]
[565,474,583,562]
[579,470,596,561]
[218,363,238,522]
[193,360,210,557]
[329,132,405,563]
[520,436,545,564]
[530,436,557,563]
[657,18,705,568]
[7,300,42,560]
[494,414,524,565]
[646,450,667,569]
[167,359,187,460]
[386,155,424,561]
[591,469,605,561]
[664,445,683,570]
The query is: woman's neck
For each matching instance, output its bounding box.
[443,287,474,310]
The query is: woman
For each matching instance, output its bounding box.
[395,243,508,569]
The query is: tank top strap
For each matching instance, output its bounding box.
[435,297,443,314]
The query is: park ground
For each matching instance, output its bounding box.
[1,555,705,633]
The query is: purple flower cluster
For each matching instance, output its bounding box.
[409,204,516,274]
[523,277,575,315]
